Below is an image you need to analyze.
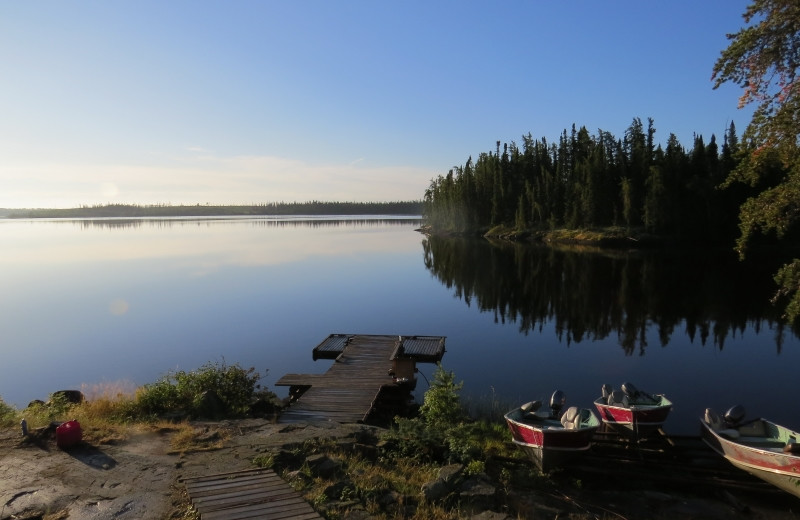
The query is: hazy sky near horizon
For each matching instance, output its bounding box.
[1,1,754,208]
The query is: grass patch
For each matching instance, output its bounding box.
[167,422,230,454]
[10,361,276,445]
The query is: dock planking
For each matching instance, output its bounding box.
[182,468,321,519]
[276,334,445,424]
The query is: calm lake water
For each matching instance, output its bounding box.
[2,216,798,435]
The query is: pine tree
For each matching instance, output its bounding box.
[713,0,800,319]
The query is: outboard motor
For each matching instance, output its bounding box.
[550,390,566,417]
[601,384,612,400]
[621,382,640,398]
[724,404,746,426]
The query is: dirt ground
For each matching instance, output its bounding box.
[2,418,800,520]
[0,419,364,520]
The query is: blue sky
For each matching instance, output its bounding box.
[0,1,754,208]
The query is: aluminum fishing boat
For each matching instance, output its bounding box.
[701,405,800,498]
[505,390,600,471]
[593,382,672,433]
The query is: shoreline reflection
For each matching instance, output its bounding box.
[422,236,796,354]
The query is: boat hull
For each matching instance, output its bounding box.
[593,396,672,432]
[700,419,800,498]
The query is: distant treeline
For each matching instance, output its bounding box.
[5,201,423,219]
[423,118,772,243]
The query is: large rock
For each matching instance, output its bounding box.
[421,479,449,501]
[438,463,465,485]
[421,463,465,503]
[324,480,353,500]
[459,474,497,512]
[305,453,342,478]
[272,449,305,470]
[52,390,85,404]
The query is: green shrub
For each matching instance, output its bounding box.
[0,396,17,427]
[381,416,444,462]
[420,364,465,432]
[464,459,485,476]
[382,364,487,465]
[21,393,78,427]
[135,360,264,419]
[444,422,482,463]
[381,364,517,467]
[253,453,275,468]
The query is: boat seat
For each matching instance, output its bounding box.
[520,400,542,413]
[737,420,767,437]
[560,406,581,430]
[607,390,629,408]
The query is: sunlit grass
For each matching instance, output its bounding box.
[287,445,449,520]
[167,422,230,454]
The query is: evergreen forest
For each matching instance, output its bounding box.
[4,200,423,219]
[423,118,779,244]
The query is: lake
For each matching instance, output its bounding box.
[2,216,798,435]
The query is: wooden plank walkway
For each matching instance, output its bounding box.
[276,334,445,424]
[182,468,321,520]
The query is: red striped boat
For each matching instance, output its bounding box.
[701,405,800,498]
[504,390,600,471]
[593,383,672,434]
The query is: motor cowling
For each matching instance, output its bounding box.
[724,404,746,425]
[550,390,566,416]
[621,382,640,398]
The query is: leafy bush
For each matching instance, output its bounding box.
[381,364,517,468]
[419,364,465,431]
[21,393,79,427]
[444,422,482,463]
[382,364,489,465]
[135,360,264,419]
[0,396,17,427]
[381,416,445,462]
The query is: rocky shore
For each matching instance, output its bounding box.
[2,418,799,520]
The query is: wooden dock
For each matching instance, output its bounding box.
[182,468,321,519]
[276,334,445,424]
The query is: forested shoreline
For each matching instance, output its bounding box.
[2,200,423,219]
[423,118,774,244]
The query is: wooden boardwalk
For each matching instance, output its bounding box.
[276,334,445,424]
[182,468,321,519]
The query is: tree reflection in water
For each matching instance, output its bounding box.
[422,236,795,355]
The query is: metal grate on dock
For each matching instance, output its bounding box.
[312,334,353,360]
[391,335,446,361]
[182,468,321,520]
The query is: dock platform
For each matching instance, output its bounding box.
[276,334,446,424]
